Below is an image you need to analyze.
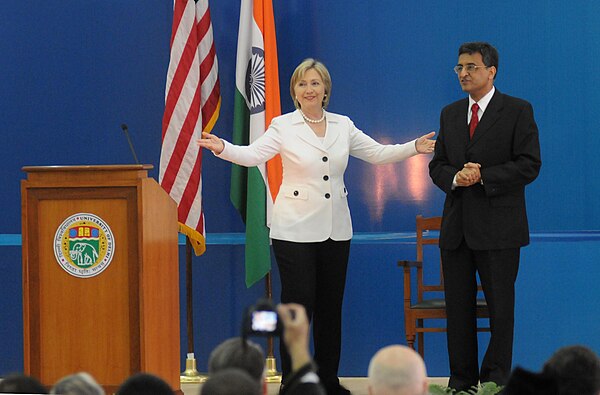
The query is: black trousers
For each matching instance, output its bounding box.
[441,239,520,391]
[272,238,351,390]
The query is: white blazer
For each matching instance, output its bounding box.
[217,109,418,243]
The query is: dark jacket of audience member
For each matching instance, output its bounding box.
[0,373,48,394]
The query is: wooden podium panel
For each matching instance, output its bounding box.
[21,165,181,393]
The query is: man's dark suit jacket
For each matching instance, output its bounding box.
[429,89,542,250]
[280,362,326,395]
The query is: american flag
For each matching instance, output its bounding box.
[159,0,221,255]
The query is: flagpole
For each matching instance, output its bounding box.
[162,0,218,384]
[180,237,208,383]
[264,272,282,383]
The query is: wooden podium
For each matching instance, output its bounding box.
[21,165,181,393]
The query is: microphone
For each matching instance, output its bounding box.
[120,123,140,165]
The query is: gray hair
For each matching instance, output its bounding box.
[368,362,419,392]
[201,368,261,395]
[208,338,265,383]
[51,372,104,395]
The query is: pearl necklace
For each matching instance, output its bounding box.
[299,109,325,124]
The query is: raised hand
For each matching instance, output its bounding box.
[415,131,436,154]
[196,132,225,154]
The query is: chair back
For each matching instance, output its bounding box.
[399,214,490,356]
[415,215,443,302]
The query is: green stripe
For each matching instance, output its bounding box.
[243,167,272,287]
[230,90,250,221]
[231,89,272,288]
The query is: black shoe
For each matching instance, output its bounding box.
[325,383,351,395]
[337,385,351,395]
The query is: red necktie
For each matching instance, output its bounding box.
[469,103,479,139]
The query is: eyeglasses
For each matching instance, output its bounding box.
[453,64,489,74]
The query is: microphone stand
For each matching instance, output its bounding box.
[120,124,140,165]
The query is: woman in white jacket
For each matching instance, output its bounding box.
[198,58,435,395]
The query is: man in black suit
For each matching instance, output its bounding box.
[429,42,541,391]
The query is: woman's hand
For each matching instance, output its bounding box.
[415,131,436,154]
[197,132,225,154]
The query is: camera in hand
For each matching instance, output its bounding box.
[242,298,283,337]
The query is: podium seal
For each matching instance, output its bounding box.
[53,213,115,278]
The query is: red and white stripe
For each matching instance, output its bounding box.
[159,0,221,255]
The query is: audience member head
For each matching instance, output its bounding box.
[503,367,558,395]
[200,368,261,395]
[116,373,172,395]
[543,345,600,395]
[208,337,265,383]
[367,345,428,395]
[0,373,48,393]
[50,372,104,395]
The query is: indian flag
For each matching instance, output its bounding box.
[231,0,282,287]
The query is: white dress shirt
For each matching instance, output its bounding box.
[467,86,495,125]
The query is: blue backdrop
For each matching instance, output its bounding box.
[1,0,599,379]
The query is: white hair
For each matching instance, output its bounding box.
[367,345,428,395]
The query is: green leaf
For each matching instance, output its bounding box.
[431,382,503,395]
[428,383,454,394]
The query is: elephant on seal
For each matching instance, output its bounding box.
[70,242,98,266]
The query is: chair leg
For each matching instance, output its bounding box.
[417,319,424,358]
[406,319,416,350]
[418,332,424,358]
[406,334,416,350]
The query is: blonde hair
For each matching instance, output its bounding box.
[289,58,332,109]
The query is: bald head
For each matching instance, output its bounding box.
[368,345,428,395]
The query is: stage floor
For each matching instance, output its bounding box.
[181,377,450,395]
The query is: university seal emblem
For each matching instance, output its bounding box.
[53,213,115,278]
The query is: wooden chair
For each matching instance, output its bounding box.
[397,215,489,358]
